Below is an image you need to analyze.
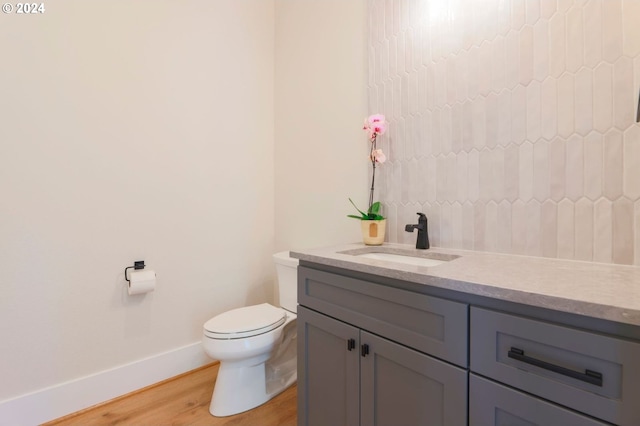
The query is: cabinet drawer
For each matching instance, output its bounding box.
[298,266,468,367]
[470,374,608,426]
[471,307,640,425]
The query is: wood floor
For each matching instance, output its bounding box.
[44,363,297,426]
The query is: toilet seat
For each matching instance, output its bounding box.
[204,303,286,340]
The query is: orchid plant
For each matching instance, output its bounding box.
[348,114,388,221]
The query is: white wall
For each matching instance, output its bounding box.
[0,0,275,404]
[275,0,368,252]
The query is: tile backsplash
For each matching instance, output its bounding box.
[368,0,640,265]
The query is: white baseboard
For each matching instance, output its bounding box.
[0,342,211,426]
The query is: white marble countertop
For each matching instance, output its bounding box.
[290,243,640,327]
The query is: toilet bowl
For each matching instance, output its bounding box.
[202,251,298,417]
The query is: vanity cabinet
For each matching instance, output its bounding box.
[297,266,468,426]
[297,260,640,426]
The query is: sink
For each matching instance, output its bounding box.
[338,247,460,268]
[355,252,447,267]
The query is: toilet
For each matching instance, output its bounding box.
[202,251,298,417]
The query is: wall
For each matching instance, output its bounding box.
[275,0,368,252]
[0,0,274,415]
[369,0,640,265]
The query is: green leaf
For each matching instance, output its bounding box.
[368,201,381,215]
[347,214,366,220]
[366,213,385,220]
[349,198,385,220]
[349,198,367,216]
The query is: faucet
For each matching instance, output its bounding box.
[405,212,430,249]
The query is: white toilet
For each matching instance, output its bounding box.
[202,251,298,417]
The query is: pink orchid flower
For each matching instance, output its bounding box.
[371,123,386,135]
[368,114,386,124]
[371,149,386,163]
[365,114,387,136]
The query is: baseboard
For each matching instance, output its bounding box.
[0,342,210,426]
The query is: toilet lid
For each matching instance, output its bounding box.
[203,303,286,339]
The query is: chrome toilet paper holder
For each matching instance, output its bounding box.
[125,260,145,283]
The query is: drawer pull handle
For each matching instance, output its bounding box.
[507,347,603,387]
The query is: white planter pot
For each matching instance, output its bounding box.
[360,219,386,245]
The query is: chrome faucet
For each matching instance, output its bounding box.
[405,212,430,249]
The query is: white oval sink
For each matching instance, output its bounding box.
[357,252,446,267]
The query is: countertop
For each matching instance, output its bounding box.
[290,243,640,327]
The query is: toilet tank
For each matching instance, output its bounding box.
[273,251,298,313]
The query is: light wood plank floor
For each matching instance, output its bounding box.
[44,363,297,426]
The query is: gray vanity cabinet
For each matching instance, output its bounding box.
[296,256,640,426]
[297,266,469,426]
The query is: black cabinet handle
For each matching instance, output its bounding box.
[361,343,369,357]
[347,338,356,351]
[507,347,603,387]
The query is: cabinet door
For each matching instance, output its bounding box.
[297,306,359,426]
[470,374,609,426]
[360,331,468,426]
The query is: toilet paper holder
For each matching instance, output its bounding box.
[125,260,146,283]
